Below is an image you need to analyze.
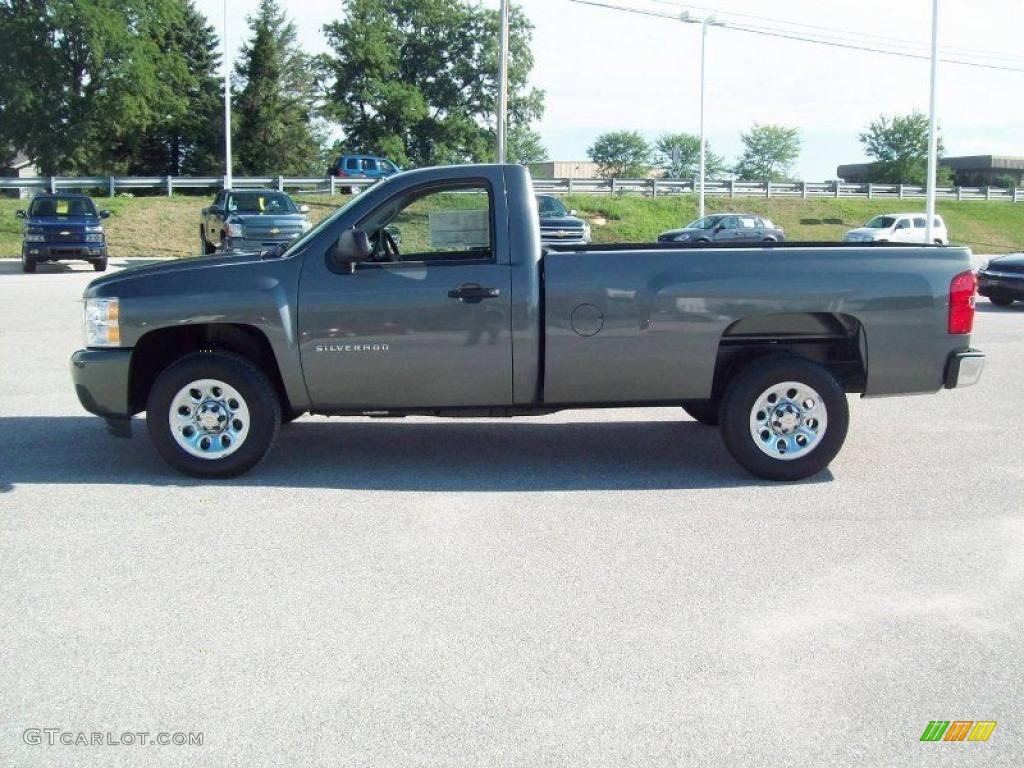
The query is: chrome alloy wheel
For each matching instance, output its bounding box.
[169,379,250,460]
[748,380,828,461]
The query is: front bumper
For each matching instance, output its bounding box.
[70,348,133,425]
[24,243,107,260]
[541,237,590,247]
[944,349,985,389]
[978,270,1024,299]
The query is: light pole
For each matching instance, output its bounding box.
[925,0,939,243]
[223,0,233,189]
[497,0,510,163]
[680,12,722,219]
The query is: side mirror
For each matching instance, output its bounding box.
[329,228,372,272]
[298,204,310,213]
[15,210,25,219]
[99,210,111,219]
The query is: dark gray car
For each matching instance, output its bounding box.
[658,213,785,244]
[200,189,311,255]
[71,164,983,483]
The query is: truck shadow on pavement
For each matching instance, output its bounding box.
[0,417,832,492]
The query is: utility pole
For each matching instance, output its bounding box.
[680,12,721,219]
[224,0,233,188]
[497,0,510,164]
[925,0,939,243]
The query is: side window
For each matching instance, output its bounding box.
[360,183,493,264]
[720,216,739,229]
[934,217,943,228]
[896,218,911,229]
[739,217,757,229]
[362,158,378,172]
[345,158,359,171]
[913,217,926,228]
[382,161,397,173]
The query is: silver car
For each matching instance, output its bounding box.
[658,213,786,244]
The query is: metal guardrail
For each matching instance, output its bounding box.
[0,174,1020,202]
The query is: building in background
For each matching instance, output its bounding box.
[529,161,602,179]
[1,152,39,199]
[837,155,1024,186]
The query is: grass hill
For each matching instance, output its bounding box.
[2,192,1022,259]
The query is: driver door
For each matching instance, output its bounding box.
[298,179,513,411]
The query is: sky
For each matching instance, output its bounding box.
[196,0,1024,180]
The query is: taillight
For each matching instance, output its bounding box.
[948,269,976,334]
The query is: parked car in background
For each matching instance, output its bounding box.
[977,254,1024,306]
[657,214,785,244]
[200,189,311,255]
[17,193,110,273]
[536,194,591,245]
[328,155,401,182]
[843,213,949,244]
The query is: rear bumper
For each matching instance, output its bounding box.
[944,349,985,389]
[70,348,133,419]
[24,243,106,260]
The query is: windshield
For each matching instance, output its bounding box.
[686,215,723,230]
[536,195,568,217]
[227,192,297,214]
[865,216,896,229]
[29,196,96,218]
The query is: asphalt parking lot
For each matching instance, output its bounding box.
[1,257,1022,767]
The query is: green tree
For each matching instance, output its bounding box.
[654,132,725,179]
[858,111,952,185]
[233,0,323,176]
[321,0,545,167]
[506,125,547,164]
[126,0,225,175]
[587,131,652,178]
[0,0,190,175]
[734,123,801,182]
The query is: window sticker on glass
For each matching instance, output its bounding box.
[428,210,490,249]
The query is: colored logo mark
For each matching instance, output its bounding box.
[920,721,997,742]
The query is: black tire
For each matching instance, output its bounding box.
[146,350,281,478]
[695,238,710,244]
[989,296,1014,307]
[92,256,107,272]
[200,226,216,255]
[681,400,719,426]
[22,252,36,273]
[719,356,849,481]
[762,237,776,243]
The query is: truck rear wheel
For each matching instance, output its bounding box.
[22,253,36,273]
[989,296,1014,307]
[719,356,848,481]
[681,400,719,426]
[146,351,281,478]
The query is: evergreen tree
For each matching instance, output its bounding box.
[233,0,322,176]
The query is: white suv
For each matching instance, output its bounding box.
[843,213,949,245]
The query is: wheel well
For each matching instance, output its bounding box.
[128,324,290,414]
[711,312,867,397]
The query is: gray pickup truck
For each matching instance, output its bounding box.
[199,189,311,255]
[71,164,984,481]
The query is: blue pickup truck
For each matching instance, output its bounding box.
[17,193,110,273]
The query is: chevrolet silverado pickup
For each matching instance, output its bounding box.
[200,189,311,255]
[18,193,110,273]
[71,164,984,481]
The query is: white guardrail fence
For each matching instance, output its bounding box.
[0,174,1021,202]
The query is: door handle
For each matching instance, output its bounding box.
[448,283,500,303]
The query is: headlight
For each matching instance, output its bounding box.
[85,233,104,243]
[675,233,691,242]
[84,298,120,347]
[301,220,312,232]
[24,232,46,242]
[86,225,103,233]
[226,222,244,238]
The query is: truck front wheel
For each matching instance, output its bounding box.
[146,351,281,478]
[719,356,849,481]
